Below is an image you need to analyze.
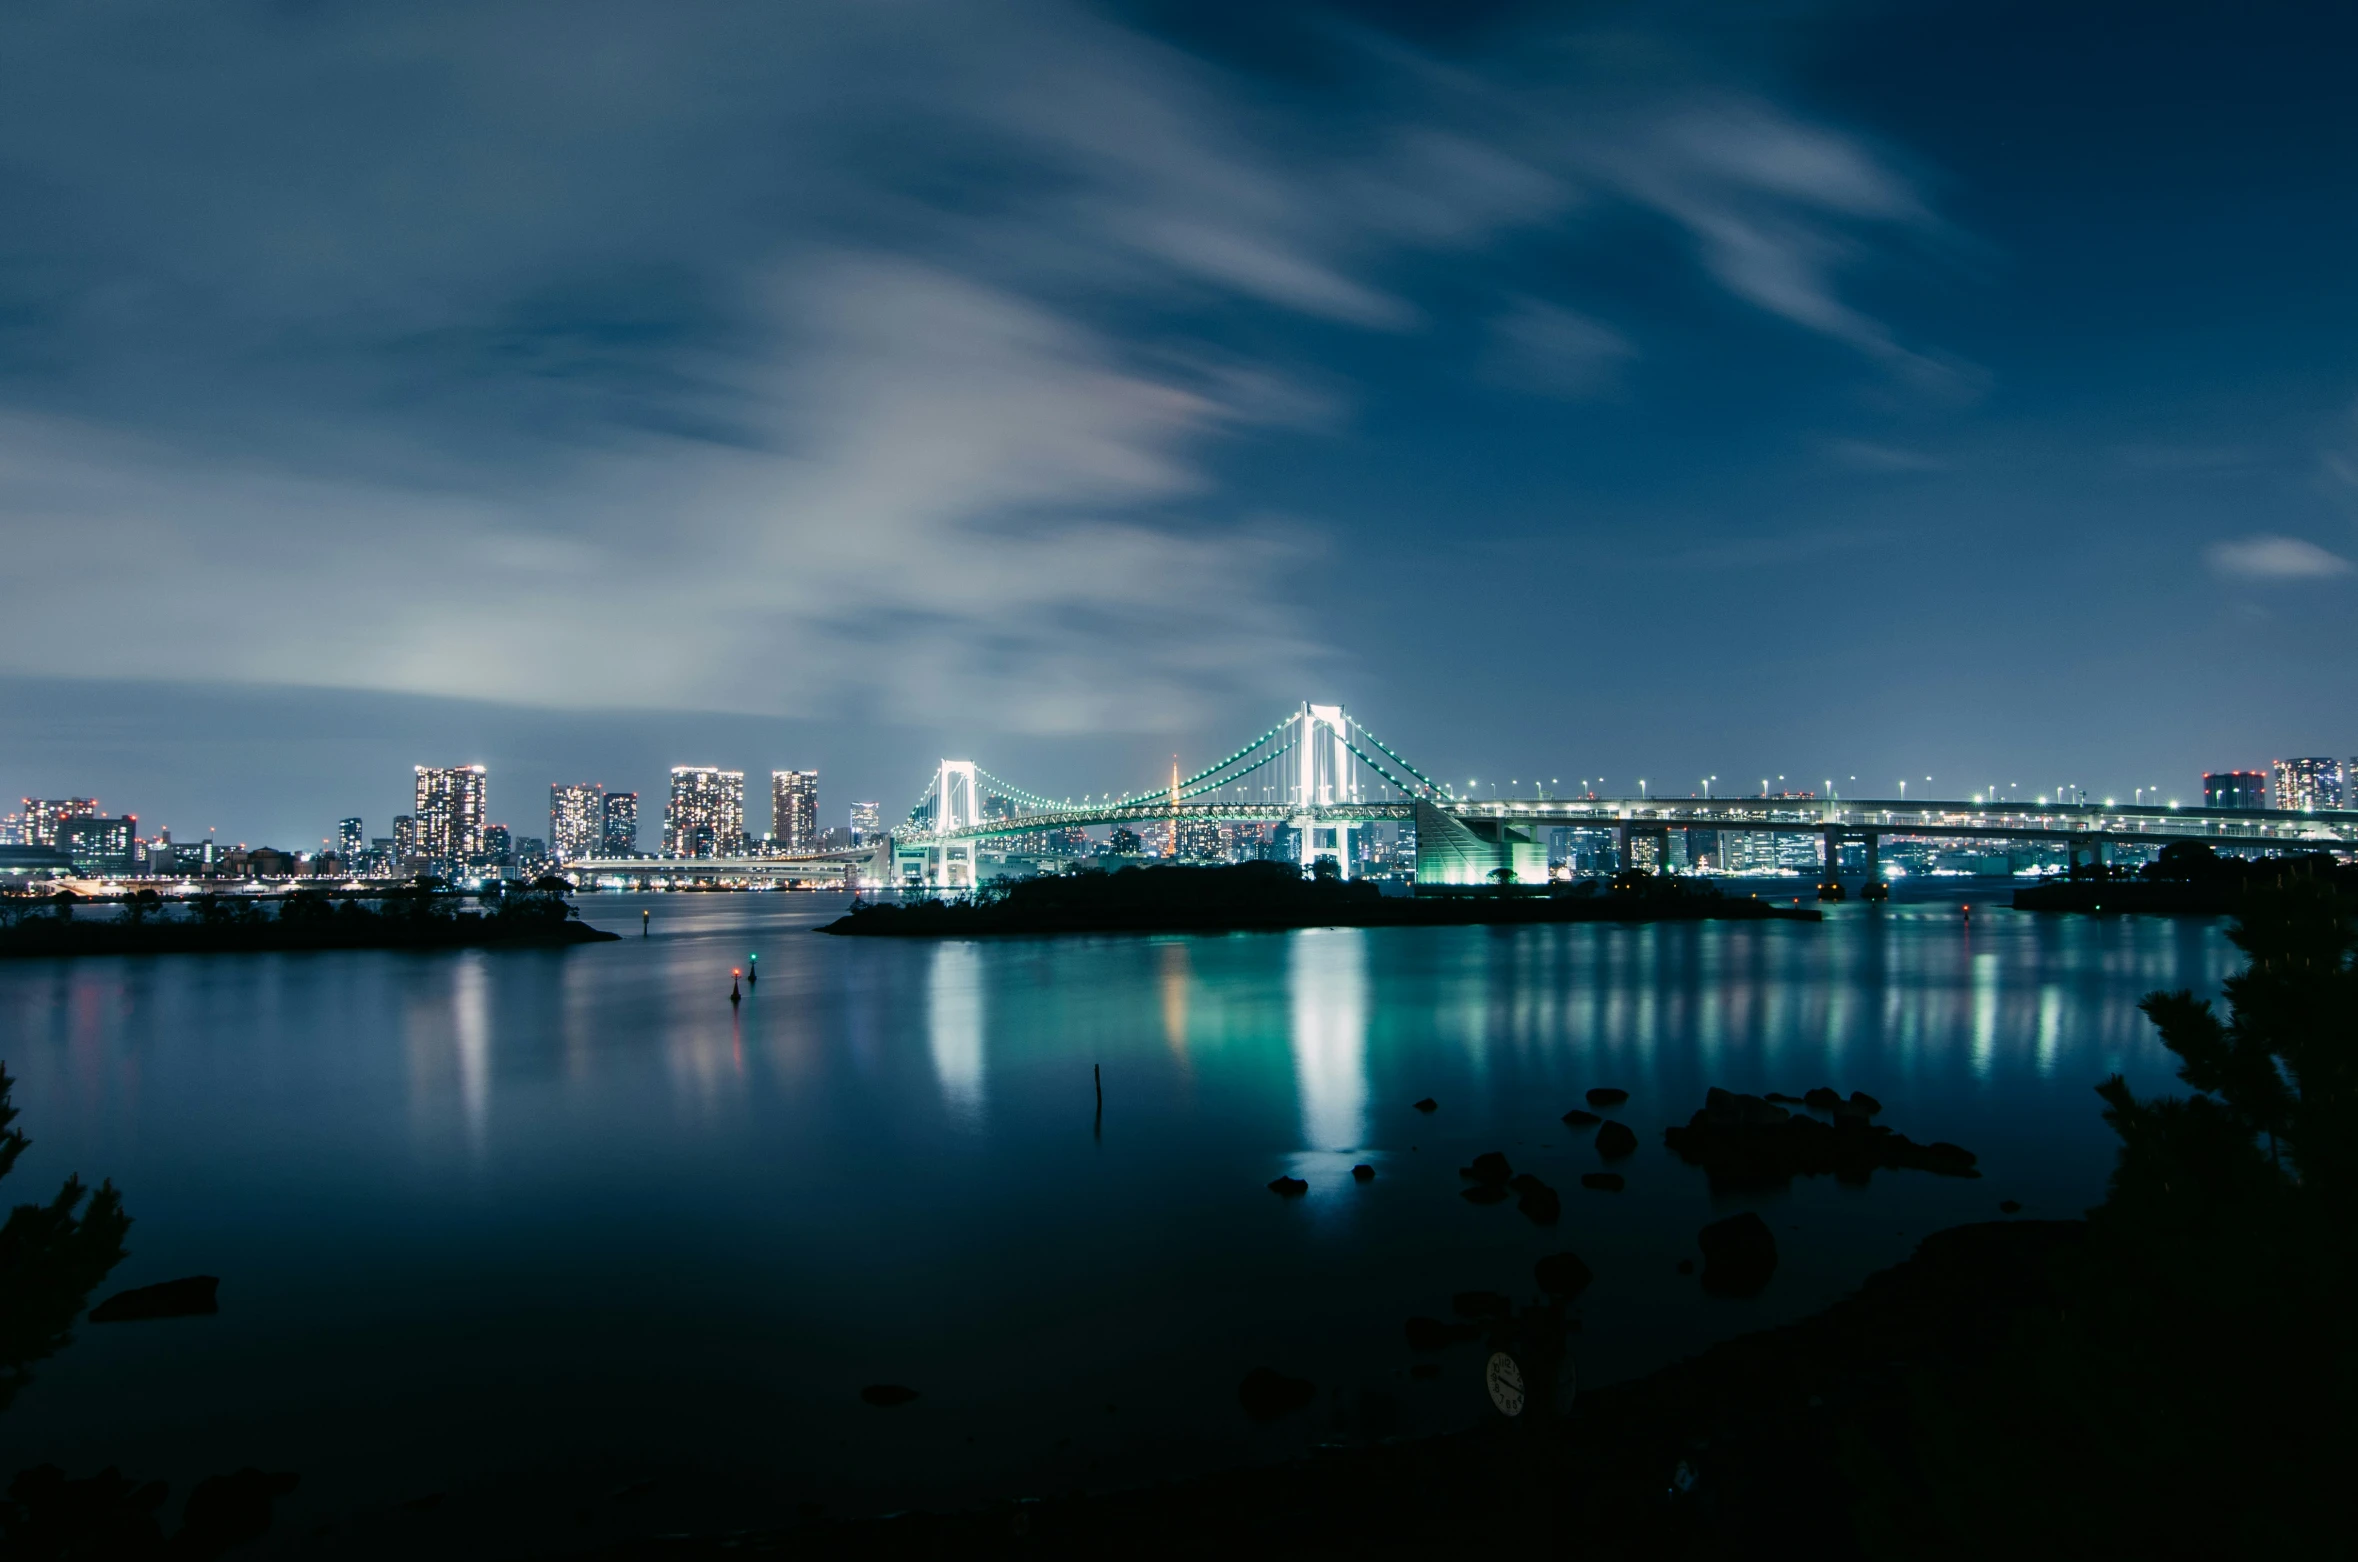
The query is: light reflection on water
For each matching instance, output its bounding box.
[0,892,2237,1554]
[1289,929,1367,1153]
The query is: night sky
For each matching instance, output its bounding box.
[3,1,2354,845]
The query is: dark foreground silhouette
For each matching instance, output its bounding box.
[573,877,2355,1560]
[823,862,1817,936]
[0,888,619,958]
[0,1071,308,1560]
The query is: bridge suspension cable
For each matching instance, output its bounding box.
[1174,737,1294,803]
[1341,737,1434,802]
[1349,721,1446,800]
[971,768,1068,813]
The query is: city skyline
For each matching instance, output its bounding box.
[4,3,2357,840]
[13,744,2357,880]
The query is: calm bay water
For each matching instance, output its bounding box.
[0,890,2234,1555]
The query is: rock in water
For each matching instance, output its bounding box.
[1595,1121,1638,1159]
[1580,1172,1625,1192]
[1803,1086,1843,1111]
[1560,1108,1601,1127]
[1585,1087,1629,1107]
[1999,1199,2022,1213]
[1533,1251,1593,1298]
[861,1384,919,1407]
[1412,1097,1439,1113]
[1267,1175,1308,1197]
[1664,1088,1980,1190]
[1460,1151,1513,1185]
[1237,1367,1316,1423]
[1517,1183,1562,1225]
[1351,1163,1375,1182]
[1697,1212,1778,1297]
[89,1276,219,1323]
[1849,1091,1883,1115]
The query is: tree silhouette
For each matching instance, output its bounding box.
[0,1064,131,1412]
[1850,876,2357,1556]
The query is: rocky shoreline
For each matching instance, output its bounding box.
[552,1219,2080,1560]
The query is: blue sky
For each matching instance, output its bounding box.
[2,0,2354,844]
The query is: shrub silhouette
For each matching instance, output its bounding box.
[1849,877,2357,1556]
[0,1064,131,1412]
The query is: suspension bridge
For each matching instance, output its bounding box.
[554,700,2358,893]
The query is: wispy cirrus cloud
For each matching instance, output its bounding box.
[0,0,1969,730]
[2205,535,2354,581]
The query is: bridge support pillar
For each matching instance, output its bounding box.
[1861,831,1888,901]
[1617,822,1632,873]
[1818,826,1847,901]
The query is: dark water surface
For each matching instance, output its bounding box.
[0,890,2233,1555]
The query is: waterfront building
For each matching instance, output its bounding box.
[548,783,604,861]
[2272,757,2343,812]
[63,815,135,875]
[414,765,488,867]
[771,770,819,854]
[20,799,98,849]
[514,836,548,871]
[483,824,513,867]
[2202,770,2269,811]
[337,817,364,860]
[392,814,418,864]
[664,767,745,857]
[601,791,639,856]
[849,801,882,845]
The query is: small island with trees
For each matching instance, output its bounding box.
[0,881,619,958]
[821,859,1818,937]
[2014,841,2357,915]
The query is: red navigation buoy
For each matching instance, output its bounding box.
[730,967,743,1004]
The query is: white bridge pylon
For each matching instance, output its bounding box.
[1283,702,1365,877]
[923,759,984,889]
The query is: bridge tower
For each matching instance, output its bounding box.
[1282,702,1365,879]
[929,759,982,890]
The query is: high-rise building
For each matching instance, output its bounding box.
[20,799,98,849]
[337,817,364,860]
[2272,757,2343,812]
[515,836,548,869]
[1174,815,1223,860]
[62,815,135,874]
[771,770,819,854]
[2202,771,2268,811]
[601,792,639,856]
[414,766,488,866]
[483,824,513,865]
[664,767,745,857]
[392,814,418,862]
[549,783,605,861]
[849,801,882,845]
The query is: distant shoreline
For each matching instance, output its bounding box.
[821,862,1821,937]
[0,913,621,959]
